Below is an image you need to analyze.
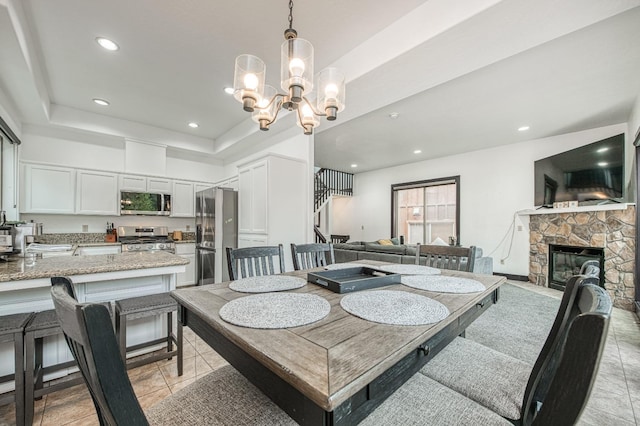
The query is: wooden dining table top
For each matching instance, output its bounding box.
[170,261,506,413]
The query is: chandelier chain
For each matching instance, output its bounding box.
[288,0,294,30]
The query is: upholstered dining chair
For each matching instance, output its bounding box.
[226,244,286,280]
[580,259,600,278]
[50,277,297,426]
[415,244,477,272]
[290,243,335,270]
[418,275,612,425]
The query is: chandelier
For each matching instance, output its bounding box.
[232,0,345,135]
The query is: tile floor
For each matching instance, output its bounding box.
[0,281,638,426]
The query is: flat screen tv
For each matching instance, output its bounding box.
[534,134,625,207]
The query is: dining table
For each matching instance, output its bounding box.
[170,260,506,425]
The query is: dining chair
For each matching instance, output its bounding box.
[415,244,477,272]
[226,244,286,280]
[419,275,611,425]
[290,242,335,270]
[579,259,600,278]
[50,278,297,426]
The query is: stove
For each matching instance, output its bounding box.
[118,226,175,253]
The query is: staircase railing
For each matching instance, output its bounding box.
[314,168,353,212]
[314,225,327,243]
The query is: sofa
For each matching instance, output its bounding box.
[333,241,494,275]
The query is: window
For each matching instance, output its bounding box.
[391,176,460,245]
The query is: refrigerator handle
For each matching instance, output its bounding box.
[196,223,202,244]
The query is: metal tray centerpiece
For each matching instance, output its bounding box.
[307,266,401,293]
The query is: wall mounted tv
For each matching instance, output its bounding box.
[534,134,625,207]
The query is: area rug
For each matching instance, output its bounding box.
[465,283,560,364]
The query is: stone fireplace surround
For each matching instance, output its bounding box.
[527,205,635,310]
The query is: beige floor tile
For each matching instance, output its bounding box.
[0,403,16,426]
[159,354,212,387]
[138,387,172,411]
[64,413,99,426]
[200,349,230,370]
[130,368,170,398]
[40,389,96,426]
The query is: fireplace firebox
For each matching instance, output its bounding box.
[548,244,604,291]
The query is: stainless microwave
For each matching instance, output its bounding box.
[120,192,171,216]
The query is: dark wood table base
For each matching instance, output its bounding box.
[180,287,499,425]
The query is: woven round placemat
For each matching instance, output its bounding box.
[219,293,331,329]
[401,275,485,293]
[229,275,307,293]
[340,290,449,326]
[376,264,441,276]
[324,263,371,270]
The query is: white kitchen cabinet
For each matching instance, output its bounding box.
[119,175,172,194]
[76,170,119,215]
[147,177,172,193]
[238,233,268,248]
[175,243,196,287]
[21,164,76,214]
[238,161,268,233]
[118,175,147,191]
[237,155,307,271]
[227,176,239,191]
[171,180,195,217]
[195,182,213,194]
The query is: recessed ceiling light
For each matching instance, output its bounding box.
[93,98,110,106]
[188,122,199,128]
[518,126,530,132]
[389,112,399,119]
[95,37,119,51]
[413,150,422,154]
[224,87,235,95]
[351,164,358,168]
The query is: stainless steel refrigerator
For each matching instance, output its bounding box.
[195,187,238,284]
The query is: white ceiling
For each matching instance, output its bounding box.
[1,0,640,173]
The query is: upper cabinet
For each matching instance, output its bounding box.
[238,161,268,233]
[171,180,195,217]
[119,175,171,193]
[237,155,306,242]
[76,170,119,215]
[21,164,76,214]
[21,162,213,217]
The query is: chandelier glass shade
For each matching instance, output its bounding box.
[232,1,345,135]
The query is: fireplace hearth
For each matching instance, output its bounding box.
[548,244,604,291]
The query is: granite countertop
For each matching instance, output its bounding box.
[174,239,196,244]
[0,251,189,283]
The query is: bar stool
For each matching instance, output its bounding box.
[0,312,32,426]
[115,292,183,375]
[24,309,87,425]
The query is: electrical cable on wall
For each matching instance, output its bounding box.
[486,211,519,264]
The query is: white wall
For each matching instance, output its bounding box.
[336,123,629,276]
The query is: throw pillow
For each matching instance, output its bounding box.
[377,239,394,245]
[390,237,400,245]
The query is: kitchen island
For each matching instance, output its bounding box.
[0,251,189,391]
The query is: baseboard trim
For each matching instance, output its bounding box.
[494,273,529,282]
